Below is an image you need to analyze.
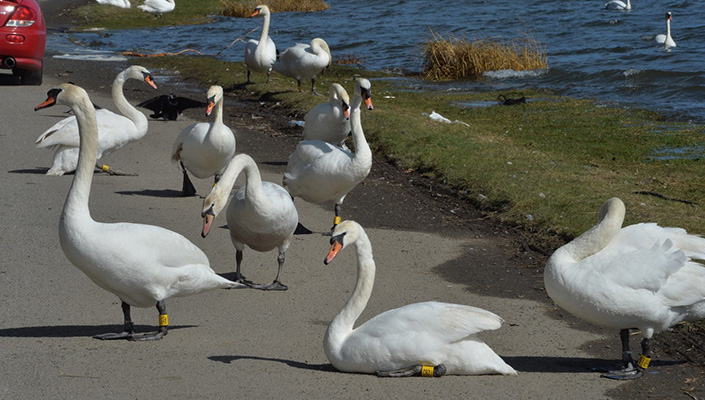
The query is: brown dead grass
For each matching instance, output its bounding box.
[220,0,329,17]
[423,31,548,80]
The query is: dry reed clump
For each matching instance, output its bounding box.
[335,54,364,65]
[220,0,329,17]
[423,32,548,80]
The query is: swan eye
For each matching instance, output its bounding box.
[330,233,345,246]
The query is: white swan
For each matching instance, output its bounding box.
[654,12,676,48]
[544,197,705,379]
[35,65,157,176]
[274,38,331,94]
[34,83,241,340]
[244,5,276,84]
[283,78,372,229]
[171,85,237,196]
[322,220,517,376]
[96,0,131,8]
[138,0,175,14]
[201,153,298,291]
[302,83,355,147]
[605,0,630,10]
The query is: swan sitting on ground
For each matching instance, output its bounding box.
[322,220,518,376]
[35,83,241,340]
[245,5,276,84]
[274,38,331,95]
[605,0,630,10]
[171,85,236,196]
[138,0,175,14]
[283,78,372,229]
[96,0,131,8]
[654,12,676,48]
[302,83,351,146]
[35,65,157,176]
[201,154,298,291]
[544,197,705,380]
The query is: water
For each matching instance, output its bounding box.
[48,0,705,122]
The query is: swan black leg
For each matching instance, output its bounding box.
[331,203,342,230]
[600,329,643,380]
[130,300,168,341]
[180,161,197,197]
[233,250,253,287]
[377,364,447,378]
[94,301,134,340]
[247,69,252,84]
[252,251,288,291]
[311,77,323,96]
[94,162,136,176]
[265,68,272,84]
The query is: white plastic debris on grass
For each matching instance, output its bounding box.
[424,111,469,127]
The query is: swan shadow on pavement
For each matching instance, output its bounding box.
[208,355,335,373]
[116,189,192,198]
[0,324,195,338]
[503,355,687,374]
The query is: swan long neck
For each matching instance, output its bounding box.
[666,17,672,39]
[260,12,270,43]
[326,231,376,347]
[350,94,371,162]
[63,93,99,221]
[561,202,624,261]
[112,71,147,133]
[213,97,225,128]
[213,155,265,215]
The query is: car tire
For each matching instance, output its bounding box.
[16,66,43,85]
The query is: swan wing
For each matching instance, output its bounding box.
[36,109,139,151]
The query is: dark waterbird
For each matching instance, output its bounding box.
[137,93,207,120]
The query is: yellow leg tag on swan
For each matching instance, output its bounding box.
[101,164,110,172]
[421,365,434,377]
[637,355,651,369]
[159,314,169,327]
[334,216,342,225]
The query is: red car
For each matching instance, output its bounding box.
[0,0,45,85]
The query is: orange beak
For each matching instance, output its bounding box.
[144,74,158,89]
[364,97,373,111]
[324,240,343,265]
[34,95,56,111]
[206,98,215,116]
[250,9,260,17]
[343,103,350,120]
[202,213,214,238]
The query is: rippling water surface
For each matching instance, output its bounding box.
[48,0,705,121]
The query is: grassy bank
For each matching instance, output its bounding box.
[135,54,705,240]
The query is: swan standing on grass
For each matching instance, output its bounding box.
[322,220,518,376]
[245,5,276,84]
[654,12,676,48]
[35,83,241,341]
[605,0,630,10]
[138,0,175,15]
[201,154,298,291]
[544,198,705,380]
[172,85,236,197]
[35,65,157,176]
[274,38,331,95]
[284,78,373,229]
[96,0,131,8]
[302,83,351,147]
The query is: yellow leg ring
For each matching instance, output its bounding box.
[334,216,342,225]
[159,314,169,327]
[421,365,434,377]
[101,164,110,172]
[637,355,651,369]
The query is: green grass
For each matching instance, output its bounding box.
[220,0,329,17]
[135,55,705,240]
[72,0,220,30]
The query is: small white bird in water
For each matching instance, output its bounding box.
[654,12,676,48]
[96,0,131,8]
[604,0,630,10]
[138,0,175,15]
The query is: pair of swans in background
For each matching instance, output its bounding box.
[171,85,236,197]
[35,65,157,176]
[35,83,240,341]
[545,197,705,380]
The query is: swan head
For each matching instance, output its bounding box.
[34,83,87,111]
[597,197,626,224]
[205,85,224,117]
[201,185,228,238]
[355,78,373,110]
[312,38,332,71]
[123,65,158,89]
[324,220,362,265]
[665,11,672,21]
[330,83,351,120]
[251,4,270,17]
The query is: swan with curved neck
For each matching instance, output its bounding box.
[171,85,236,196]
[35,83,240,340]
[654,12,676,48]
[245,5,276,84]
[544,197,705,379]
[35,65,157,176]
[605,0,630,10]
[283,78,373,229]
[322,220,517,376]
[273,38,331,95]
[302,83,351,147]
[201,153,298,291]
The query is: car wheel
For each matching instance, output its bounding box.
[16,67,43,85]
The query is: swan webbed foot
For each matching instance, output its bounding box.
[94,163,137,176]
[599,364,643,380]
[251,280,288,291]
[93,331,133,340]
[376,364,447,378]
[129,326,168,341]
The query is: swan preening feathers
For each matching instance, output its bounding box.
[274,38,331,94]
[322,220,517,376]
[201,153,299,291]
[654,12,676,48]
[544,197,705,379]
[35,83,240,340]
[35,65,157,176]
[301,83,351,146]
[245,5,277,84]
